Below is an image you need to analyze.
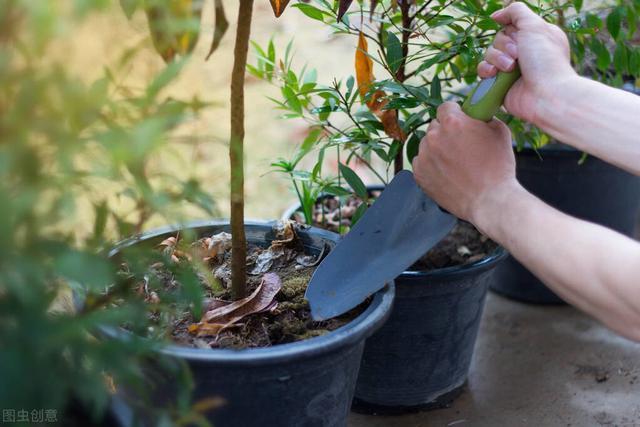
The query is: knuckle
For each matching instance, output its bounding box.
[510,2,527,13]
[441,113,461,128]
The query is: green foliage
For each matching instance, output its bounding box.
[254,0,502,227]
[1,1,217,424]
[509,0,640,149]
[256,0,640,218]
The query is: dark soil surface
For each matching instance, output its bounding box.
[292,194,498,271]
[134,222,363,350]
[410,221,498,270]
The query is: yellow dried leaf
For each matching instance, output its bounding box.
[355,31,406,142]
[355,32,374,100]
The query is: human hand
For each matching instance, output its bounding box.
[478,2,576,124]
[412,102,520,223]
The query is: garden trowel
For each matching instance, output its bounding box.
[306,67,521,321]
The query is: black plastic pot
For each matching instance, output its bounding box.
[104,220,395,427]
[352,248,506,414]
[283,195,507,413]
[491,145,640,304]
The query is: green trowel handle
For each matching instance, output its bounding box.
[461,67,521,122]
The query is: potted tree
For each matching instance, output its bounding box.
[108,1,394,425]
[253,0,507,412]
[491,0,640,304]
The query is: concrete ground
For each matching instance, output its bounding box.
[349,292,640,427]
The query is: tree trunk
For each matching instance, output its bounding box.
[394,0,412,175]
[229,0,253,300]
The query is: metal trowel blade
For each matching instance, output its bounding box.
[305,170,456,320]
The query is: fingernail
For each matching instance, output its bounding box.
[498,54,514,70]
[505,42,518,58]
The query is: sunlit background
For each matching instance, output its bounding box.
[51,1,362,228]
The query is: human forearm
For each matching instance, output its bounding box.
[473,182,640,341]
[535,76,640,175]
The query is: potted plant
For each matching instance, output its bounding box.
[490,0,640,304]
[108,1,394,425]
[252,0,507,412]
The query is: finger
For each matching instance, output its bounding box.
[428,118,440,131]
[487,118,512,139]
[504,25,518,38]
[436,101,462,121]
[491,2,540,28]
[485,45,516,72]
[493,31,518,59]
[478,60,497,78]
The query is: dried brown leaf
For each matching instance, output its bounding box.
[369,0,378,20]
[379,109,406,141]
[145,0,203,63]
[159,236,177,247]
[271,220,296,247]
[206,232,232,258]
[337,0,354,21]
[269,0,290,17]
[189,273,282,336]
[206,0,229,60]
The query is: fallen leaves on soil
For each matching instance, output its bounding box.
[189,273,282,337]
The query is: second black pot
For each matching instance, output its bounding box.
[491,145,640,304]
[351,248,507,414]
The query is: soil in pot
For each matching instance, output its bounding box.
[121,221,364,350]
[291,193,498,270]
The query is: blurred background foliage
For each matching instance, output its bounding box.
[0,0,218,424]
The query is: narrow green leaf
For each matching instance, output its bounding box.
[385,32,403,74]
[606,7,621,40]
[613,42,628,74]
[323,185,351,197]
[293,3,325,21]
[338,163,368,200]
[301,127,322,151]
[406,131,425,163]
[430,75,442,102]
[119,0,140,19]
[351,203,368,226]
[147,59,186,100]
[629,49,640,75]
[281,86,302,114]
[590,38,611,71]
[573,0,583,12]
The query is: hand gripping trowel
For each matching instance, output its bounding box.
[305,66,521,321]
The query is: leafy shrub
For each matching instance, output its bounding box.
[0,1,217,424]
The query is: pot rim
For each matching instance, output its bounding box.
[399,246,507,278]
[282,198,508,279]
[98,219,395,366]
